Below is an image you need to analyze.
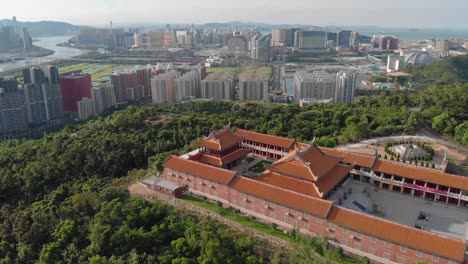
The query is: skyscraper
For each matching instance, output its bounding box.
[337,30,352,48]
[251,34,271,61]
[293,71,336,104]
[335,72,357,104]
[0,79,28,134]
[92,85,116,114]
[151,71,180,104]
[201,72,235,100]
[294,30,328,53]
[59,72,92,112]
[22,66,64,124]
[238,73,269,101]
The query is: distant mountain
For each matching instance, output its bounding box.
[0,19,93,37]
[198,21,322,31]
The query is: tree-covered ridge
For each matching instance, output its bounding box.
[0,87,465,263]
[407,54,468,87]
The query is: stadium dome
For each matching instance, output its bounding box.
[404,52,436,65]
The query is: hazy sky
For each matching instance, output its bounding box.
[2,0,468,28]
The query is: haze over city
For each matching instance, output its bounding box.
[2,0,468,28]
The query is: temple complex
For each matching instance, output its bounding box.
[152,126,468,264]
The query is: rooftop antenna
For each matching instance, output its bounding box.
[110,20,113,32]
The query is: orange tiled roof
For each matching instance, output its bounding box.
[321,148,377,168]
[315,165,352,196]
[198,149,251,167]
[198,127,244,151]
[164,155,236,185]
[328,206,466,261]
[256,171,322,198]
[373,160,468,190]
[268,144,343,181]
[235,129,296,149]
[230,176,334,218]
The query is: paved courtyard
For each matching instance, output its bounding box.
[329,180,468,241]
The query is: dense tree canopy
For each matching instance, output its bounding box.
[0,87,465,263]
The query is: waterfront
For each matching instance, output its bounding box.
[0,36,90,72]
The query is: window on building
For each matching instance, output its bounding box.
[270,212,275,219]
[370,237,377,243]
[400,245,407,252]
[355,243,361,251]
[304,224,309,230]
[432,256,439,262]
[342,227,348,234]
[385,241,392,247]
[292,220,297,228]
[416,251,423,257]
[342,239,347,246]
[369,247,376,255]
[398,256,405,264]
[329,223,336,230]
[281,216,286,222]
[260,209,265,215]
[232,200,236,205]
[383,252,391,260]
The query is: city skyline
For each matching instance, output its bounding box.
[2,0,468,29]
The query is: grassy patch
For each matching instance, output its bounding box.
[179,194,291,241]
[58,64,113,83]
[58,63,95,74]
[206,67,239,74]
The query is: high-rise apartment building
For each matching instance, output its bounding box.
[151,71,180,104]
[293,71,336,104]
[92,85,116,115]
[251,35,271,61]
[335,72,357,104]
[238,73,269,101]
[350,32,360,48]
[110,67,152,103]
[22,66,64,124]
[294,30,328,53]
[373,35,399,50]
[59,72,92,113]
[77,97,96,120]
[0,79,28,134]
[175,70,200,101]
[226,35,248,56]
[201,72,235,100]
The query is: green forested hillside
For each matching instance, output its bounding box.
[408,55,468,87]
[0,89,465,263]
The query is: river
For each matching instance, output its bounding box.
[0,36,91,72]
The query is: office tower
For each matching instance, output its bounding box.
[238,73,269,101]
[43,66,64,120]
[226,35,248,56]
[201,72,235,100]
[0,79,28,134]
[293,71,336,104]
[337,30,352,47]
[372,35,399,50]
[147,30,175,49]
[271,29,286,46]
[294,30,328,53]
[0,27,13,52]
[176,30,192,45]
[77,97,96,120]
[22,27,32,50]
[59,72,92,112]
[134,32,142,47]
[92,85,115,114]
[251,35,271,61]
[335,72,357,103]
[350,32,360,48]
[22,66,64,124]
[151,71,180,104]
